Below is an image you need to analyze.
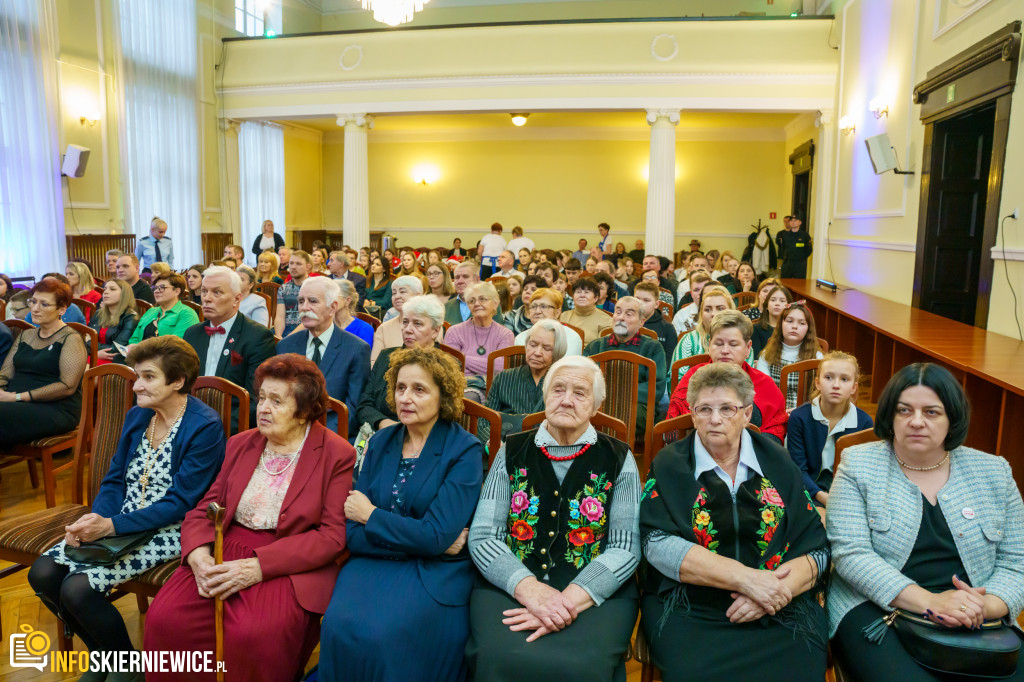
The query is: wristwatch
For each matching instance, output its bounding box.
[15,392,21,402]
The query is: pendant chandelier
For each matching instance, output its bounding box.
[361,0,430,27]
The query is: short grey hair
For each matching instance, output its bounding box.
[686,362,754,408]
[329,250,350,266]
[454,260,479,276]
[235,264,257,288]
[203,265,242,294]
[543,355,606,407]
[401,295,444,329]
[525,319,568,363]
[336,278,358,311]
[105,249,125,259]
[391,275,424,295]
[300,276,341,307]
[615,295,648,321]
[467,281,499,303]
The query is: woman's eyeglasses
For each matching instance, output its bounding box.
[692,404,745,419]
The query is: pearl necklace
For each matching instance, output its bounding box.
[139,399,188,496]
[261,424,311,476]
[894,450,950,472]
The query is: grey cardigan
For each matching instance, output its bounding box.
[825,440,1024,636]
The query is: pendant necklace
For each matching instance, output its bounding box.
[472,320,494,356]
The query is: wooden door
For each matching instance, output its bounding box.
[915,104,994,326]
[791,171,810,225]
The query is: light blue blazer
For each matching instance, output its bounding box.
[825,440,1024,636]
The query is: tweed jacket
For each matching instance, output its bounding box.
[825,440,1024,636]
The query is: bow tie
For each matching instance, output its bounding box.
[204,325,225,336]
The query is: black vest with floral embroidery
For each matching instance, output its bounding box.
[504,429,629,590]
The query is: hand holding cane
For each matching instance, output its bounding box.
[206,502,226,682]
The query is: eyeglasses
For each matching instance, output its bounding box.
[27,298,55,308]
[692,404,746,419]
[529,303,556,312]
[152,285,170,293]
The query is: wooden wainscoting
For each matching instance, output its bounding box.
[66,235,136,279]
[201,233,234,266]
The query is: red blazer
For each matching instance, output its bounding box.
[180,422,355,614]
[667,361,788,442]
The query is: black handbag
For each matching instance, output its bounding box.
[864,609,1021,679]
[64,531,157,566]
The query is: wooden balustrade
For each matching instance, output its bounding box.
[201,233,234,267]
[66,235,136,279]
[291,230,384,254]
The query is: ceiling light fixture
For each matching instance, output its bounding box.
[361,0,429,27]
[510,113,530,126]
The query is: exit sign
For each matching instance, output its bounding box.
[946,83,956,103]
[770,212,777,219]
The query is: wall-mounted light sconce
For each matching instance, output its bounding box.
[839,115,856,136]
[510,113,529,126]
[79,108,101,127]
[412,163,441,186]
[869,97,889,119]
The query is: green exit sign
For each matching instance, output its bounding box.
[946,83,956,103]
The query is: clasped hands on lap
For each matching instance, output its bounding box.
[505,578,594,642]
[186,546,263,601]
[892,575,1007,629]
[63,513,115,547]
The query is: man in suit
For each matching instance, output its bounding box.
[277,277,369,437]
[444,260,504,326]
[184,265,277,432]
[327,250,366,310]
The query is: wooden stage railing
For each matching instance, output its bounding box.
[291,230,384,254]
[66,235,136,279]
[784,279,1024,486]
[201,233,234,267]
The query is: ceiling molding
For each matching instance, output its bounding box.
[783,111,817,139]
[991,246,1024,262]
[317,125,789,143]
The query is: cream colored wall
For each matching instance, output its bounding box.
[316,133,785,256]
[283,125,324,236]
[782,113,820,241]
[824,0,1023,338]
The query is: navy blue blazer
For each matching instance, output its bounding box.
[787,401,873,496]
[92,395,226,535]
[277,325,369,437]
[0,321,12,367]
[347,419,483,607]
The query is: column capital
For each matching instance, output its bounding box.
[219,118,240,133]
[336,113,375,129]
[814,109,834,128]
[645,109,680,126]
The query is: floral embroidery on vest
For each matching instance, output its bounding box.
[506,467,540,560]
[642,477,658,500]
[755,477,788,567]
[691,486,719,552]
[564,471,612,569]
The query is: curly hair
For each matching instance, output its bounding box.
[384,347,465,422]
[255,354,329,423]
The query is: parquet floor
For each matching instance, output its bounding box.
[0,380,877,680]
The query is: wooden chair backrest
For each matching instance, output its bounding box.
[5,318,34,339]
[657,300,673,321]
[181,299,204,322]
[0,299,4,319]
[834,428,877,472]
[460,399,502,470]
[77,364,138,505]
[738,303,755,312]
[520,410,629,444]
[779,358,822,409]
[589,350,657,468]
[317,396,349,440]
[486,276,508,284]
[670,353,710,392]
[733,291,757,307]
[136,300,152,314]
[485,345,526,391]
[255,282,280,321]
[442,321,451,333]
[598,327,659,341]
[72,297,97,321]
[659,287,674,302]
[440,344,466,372]
[560,321,584,341]
[354,311,381,331]
[192,376,250,437]
[251,291,272,326]
[67,322,98,367]
[650,417,761,467]
[817,336,829,353]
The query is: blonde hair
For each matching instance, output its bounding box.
[714,250,736,271]
[150,262,172,279]
[65,261,95,298]
[812,350,861,402]
[95,278,138,328]
[696,285,736,338]
[530,287,563,309]
[256,251,280,282]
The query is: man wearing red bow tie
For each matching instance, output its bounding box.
[184,265,277,433]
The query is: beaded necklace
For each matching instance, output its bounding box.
[139,399,188,496]
[540,443,592,462]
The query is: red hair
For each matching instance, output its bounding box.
[255,354,329,422]
[31,278,73,309]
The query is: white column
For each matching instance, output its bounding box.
[810,109,833,282]
[337,113,374,249]
[644,109,680,259]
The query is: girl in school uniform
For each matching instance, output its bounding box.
[756,301,823,410]
[785,350,873,505]
[750,285,793,360]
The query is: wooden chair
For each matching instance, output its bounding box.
[440,344,466,372]
[136,300,152,314]
[318,397,349,440]
[834,428,877,472]
[651,414,695,455]
[521,410,628,443]
[255,281,280,321]
[182,299,204,322]
[733,291,757,307]
[486,275,508,284]
[561,321,584,341]
[354,311,381,331]
[485,345,526,392]
[0,299,5,319]
[657,300,673,321]
[670,353,710,392]
[4,318,34,338]
[67,322,98,367]
[72,297,96,321]
[659,287,674,303]
[442,321,451,333]
[598,327,659,341]
[0,365,136,648]
[191,376,250,436]
[460,399,502,470]
[589,350,657,473]
[817,336,829,353]
[738,302,755,312]
[779,358,822,409]
[251,290,273,326]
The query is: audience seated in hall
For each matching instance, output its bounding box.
[755,301,824,411]
[275,249,315,337]
[371,275,429,365]
[128,273,199,346]
[236,265,270,328]
[443,282,514,399]
[486,319,566,439]
[277,277,369,437]
[116,253,156,305]
[183,266,277,432]
[514,287,583,356]
[673,271,713,335]
[751,284,793,361]
[364,255,395,318]
[89,278,139,365]
[25,274,87,325]
[633,281,676,370]
[327,250,367,310]
[334,278,375,348]
[65,262,102,322]
[560,276,612,345]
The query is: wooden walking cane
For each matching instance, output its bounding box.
[206,502,227,682]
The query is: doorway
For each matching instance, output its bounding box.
[791,171,810,225]
[914,104,995,326]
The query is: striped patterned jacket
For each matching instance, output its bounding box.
[825,440,1024,636]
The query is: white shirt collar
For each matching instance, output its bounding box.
[307,322,335,354]
[810,395,859,432]
[534,421,598,448]
[210,312,238,333]
[693,429,763,492]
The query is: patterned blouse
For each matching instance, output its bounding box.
[235,428,310,529]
